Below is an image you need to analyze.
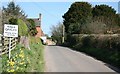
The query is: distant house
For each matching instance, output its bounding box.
[28,14,44,37]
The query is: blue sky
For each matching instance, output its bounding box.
[1,2,119,36]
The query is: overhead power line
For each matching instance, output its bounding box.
[31,2,60,21]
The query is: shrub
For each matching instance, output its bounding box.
[9,18,18,25]
[110,37,120,51]
[70,34,120,68]
[17,19,28,36]
[81,36,91,47]
[66,34,78,48]
[27,19,37,36]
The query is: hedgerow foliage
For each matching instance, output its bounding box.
[17,19,28,36]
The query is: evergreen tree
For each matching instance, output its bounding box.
[27,19,38,36]
[63,2,92,34]
[2,1,26,24]
[0,8,2,33]
[92,4,118,30]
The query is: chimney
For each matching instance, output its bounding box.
[39,13,41,26]
[39,13,41,21]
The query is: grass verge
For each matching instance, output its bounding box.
[2,37,44,72]
[26,37,44,72]
[0,58,1,72]
[76,47,120,69]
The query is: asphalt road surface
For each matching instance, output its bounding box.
[44,46,117,72]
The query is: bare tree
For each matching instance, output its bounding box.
[82,19,107,34]
[51,22,64,45]
[0,8,2,34]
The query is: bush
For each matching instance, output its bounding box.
[76,35,120,51]
[27,19,37,36]
[17,19,28,36]
[110,37,120,51]
[8,18,28,36]
[66,34,78,48]
[81,36,91,47]
[9,18,18,25]
[69,34,120,68]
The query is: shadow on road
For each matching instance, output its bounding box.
[46,45,120,73]
[104,63,120,73]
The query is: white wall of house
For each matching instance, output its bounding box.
[40,36,47,44]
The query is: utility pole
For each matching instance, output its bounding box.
[62,24,65,43]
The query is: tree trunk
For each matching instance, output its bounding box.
[20,36,30,50]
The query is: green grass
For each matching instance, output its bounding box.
[0,58,2,72]
[2,44,31,72]
[0,44,2,71]
[26,37,44,72]
[77,47,120,69]
[1,37,44,72]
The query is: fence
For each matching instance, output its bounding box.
[0,35,17,55]
[0,34,2,54]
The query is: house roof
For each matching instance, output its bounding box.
[27,18,41,27]
[33,18,41,27]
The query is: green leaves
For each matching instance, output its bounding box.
[63,2,92,34]
[9,18,18,25]
[27,19,38,36]
[8,18,28,36]
[51,22,64,44]
[63,2,120,35]
[17,19,28,36]
[92,4,116,17]
[2,44,30,72]
[92,4,119,29]
[2,2,26,24]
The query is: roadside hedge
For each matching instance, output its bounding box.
[72,34,120,51]
[17,19,28,36]
[69,34,120,68]
[8,18,28,36]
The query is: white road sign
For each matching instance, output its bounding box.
[4,24,18,37]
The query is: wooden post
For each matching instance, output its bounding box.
[62,25,65,43]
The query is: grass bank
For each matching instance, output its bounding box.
[26,37,44,72]
[0,58,1,72]
[76,47,120,69]
[2,37,44,72]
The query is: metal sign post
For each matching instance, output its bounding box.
[8,37,11,59]
[4,24,18,59]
